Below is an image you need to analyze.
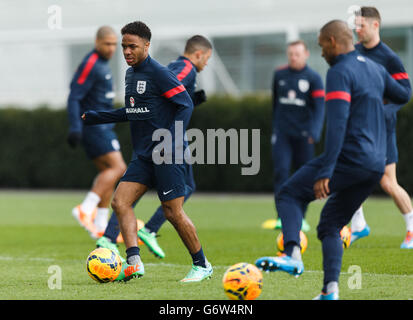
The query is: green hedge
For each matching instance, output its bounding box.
[0,96,412,194]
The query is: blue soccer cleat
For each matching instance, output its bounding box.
[312,291,339,300]
[350,225,370,245]
[400,231,413,249]
[255,255,304,277]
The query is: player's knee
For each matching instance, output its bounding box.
[317,224,336,241]
[380,177,397,196]
[161,202,172,219]
[113,161,127,178]
[111,196,126,214]
[162,204,183,223]
[275,184,294,203]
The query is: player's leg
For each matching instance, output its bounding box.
[162,196,200,257]
[91,150,127,234]
[140,163,196,258]
[155,162,211,282]
[98,164,197,259]
[271,131,293,229]
[109,157,153,281]
[111,181,147,281]
[256,160,320,275]
[350,129,402,245]
[96,199,139,263]
[272,131,292,196]
[291,135,315,231]
[315,169,382,299]
[380,127,413,247]
[380,163,412,213]
[111,181,146,251]
[277,161,317,257]
[380,162,413,248]
[161,196,212,282]
[72,128,126,237]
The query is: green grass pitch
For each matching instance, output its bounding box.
[0,190,412,300]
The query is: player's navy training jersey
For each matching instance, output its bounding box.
[355,42,411,121]
[272,65,325,142]
[83,55,194,161]
[67,49,115,133]
[315,50,411,181]
[167,56,197,99]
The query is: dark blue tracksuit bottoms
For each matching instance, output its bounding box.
[272,131,315,218]
[275,158,382,287]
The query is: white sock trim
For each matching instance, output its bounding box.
[94,208,109,231]
[403,210,413,232]
[80,191,101,216]
[351,206,366,232]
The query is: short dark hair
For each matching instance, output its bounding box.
[287,40,308,50]
[360,6,381,24]
[184,35,212,54]
[121,21,151,41]
[96,26,116,40]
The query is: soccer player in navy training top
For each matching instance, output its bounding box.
[349,7,413,249]
[96,35,212,259]
[82,22,213,282]
[255,20,411,299]
[270,40,325,232]
[132,35,212,258]
[67,26,127,239]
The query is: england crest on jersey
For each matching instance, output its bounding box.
[137,81,146,94]
[298,79,310,93]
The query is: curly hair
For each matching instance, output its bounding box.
[121,21,151,41]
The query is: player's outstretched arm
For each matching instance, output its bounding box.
[82,108,128,125]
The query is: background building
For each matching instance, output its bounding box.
[0,0,412,107]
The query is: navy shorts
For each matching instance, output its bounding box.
[82,126,121,160]
[384,111,398,165]
[385,129,398,165]
[120,156,187,202]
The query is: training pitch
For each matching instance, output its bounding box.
[0,190,411,300]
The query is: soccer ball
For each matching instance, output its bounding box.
[86,248,122,283]
[340,225,352,249]
[276,231,308,254]
[222,262,263,300]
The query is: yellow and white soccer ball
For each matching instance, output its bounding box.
[222,262,263,300]
[276,230,308,254]
[86,248,122,283]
